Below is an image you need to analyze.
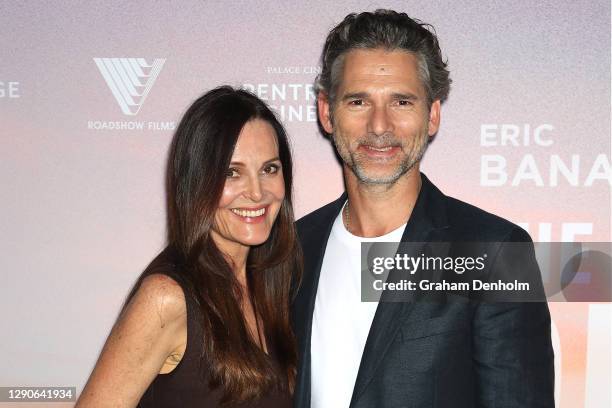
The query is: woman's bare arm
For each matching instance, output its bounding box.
[76,274,187,407]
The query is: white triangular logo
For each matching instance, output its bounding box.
[94,58,166,116]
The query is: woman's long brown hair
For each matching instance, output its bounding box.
[124,86,302,404]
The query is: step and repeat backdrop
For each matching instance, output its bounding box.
[1,1,610,406]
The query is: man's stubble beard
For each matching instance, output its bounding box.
[332,129,429,186]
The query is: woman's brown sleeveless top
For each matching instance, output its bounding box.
[137,258,292,408]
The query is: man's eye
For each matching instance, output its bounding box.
[263,164,280,174]
[349,99,364,106]
[398,100,413,106]
[226,168,239,178]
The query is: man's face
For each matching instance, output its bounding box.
[318,48,440,185]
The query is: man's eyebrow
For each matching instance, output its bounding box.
[340,92,420,101]
[391,92,418,100]
[341,92,369,101]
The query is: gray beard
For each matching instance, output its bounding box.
[334,133,429,185]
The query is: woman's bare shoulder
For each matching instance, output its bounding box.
[132,273,187,327]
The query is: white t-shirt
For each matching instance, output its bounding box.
[310,202,406,408]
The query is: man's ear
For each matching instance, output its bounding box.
[317,92,334,134]
[427,99,441,136]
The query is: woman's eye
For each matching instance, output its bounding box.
[226,168,239,178]
[263,164,280,174]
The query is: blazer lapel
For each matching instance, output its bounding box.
[349,173,450,407]
[293,193,347,408]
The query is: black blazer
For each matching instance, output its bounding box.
[292,173,554,408]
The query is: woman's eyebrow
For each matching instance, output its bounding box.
[229,157,280,166]
[263,157,281,164]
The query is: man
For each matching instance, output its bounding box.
[292,10,554,408]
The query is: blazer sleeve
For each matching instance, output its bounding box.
[472,227,555,407]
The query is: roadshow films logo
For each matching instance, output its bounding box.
[88,57,175,131]
[95,58,164,115]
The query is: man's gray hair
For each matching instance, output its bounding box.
[316,9,451,108]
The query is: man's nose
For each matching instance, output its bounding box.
[244,176,263,202]
[367,104,393,136]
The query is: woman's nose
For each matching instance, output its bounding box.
[244,176,263,202]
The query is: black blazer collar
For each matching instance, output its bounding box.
[399,172,449,241]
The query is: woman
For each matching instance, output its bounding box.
[77,86,302,407]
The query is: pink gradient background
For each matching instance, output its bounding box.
[1,1,610,406]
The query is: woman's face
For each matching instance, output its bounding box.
[212,119,285,255]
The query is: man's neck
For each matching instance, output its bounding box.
[344,166,422,238]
